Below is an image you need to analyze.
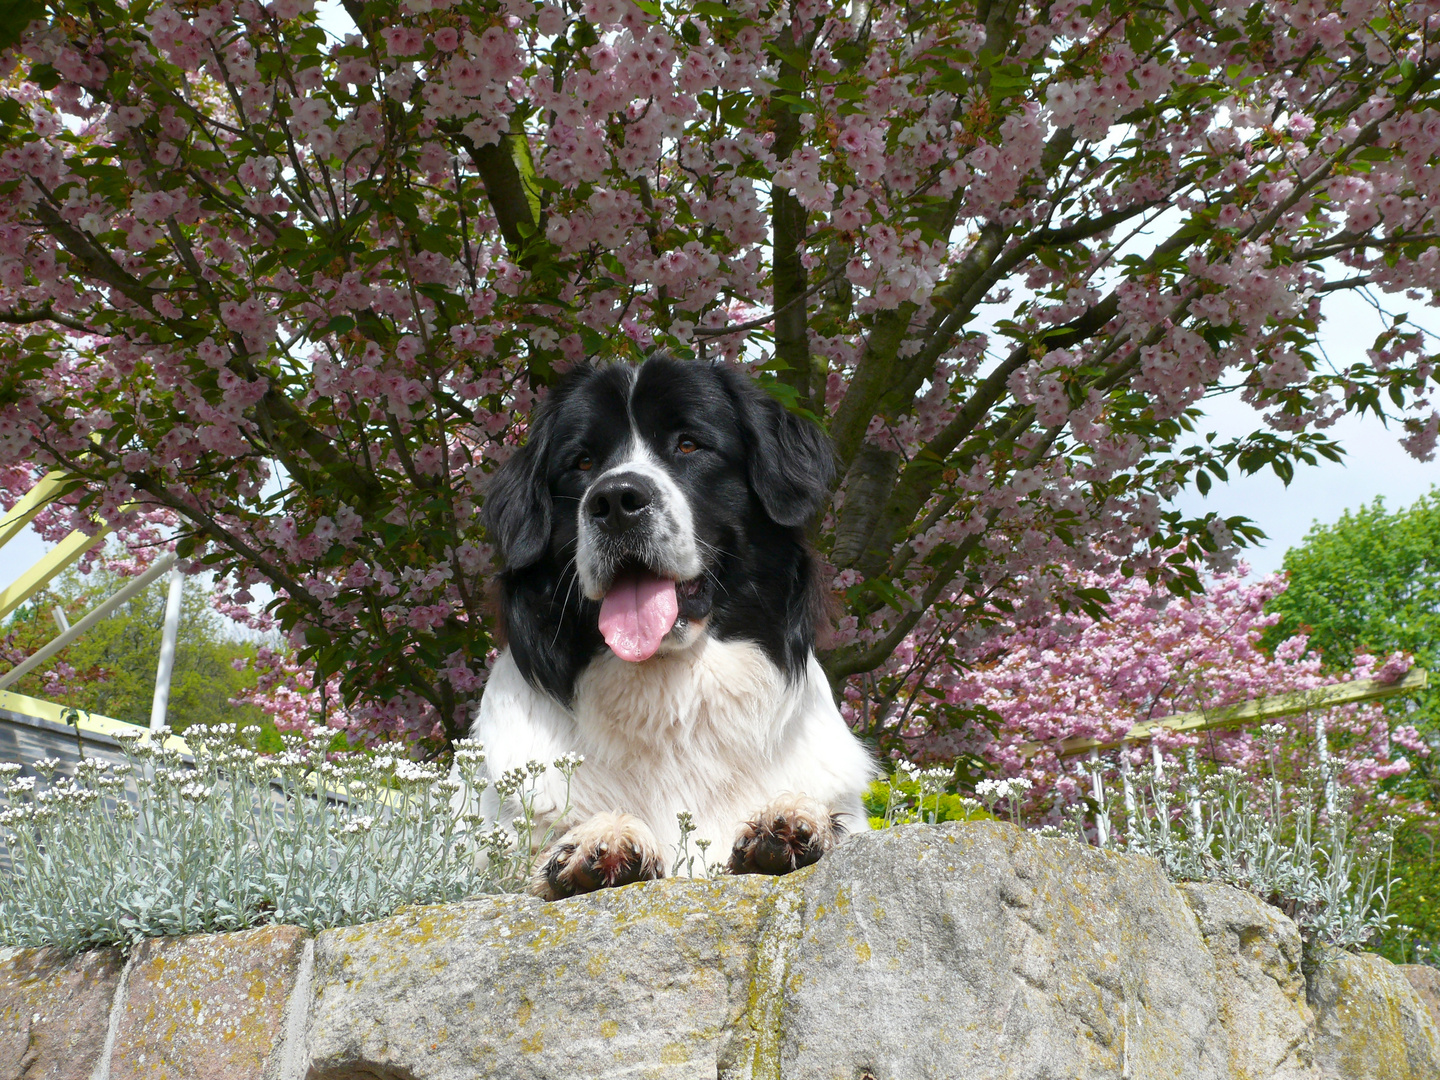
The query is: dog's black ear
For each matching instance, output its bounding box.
[719,365,836,527]
[482,407,555,570]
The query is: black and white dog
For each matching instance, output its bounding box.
[474,354,875,899]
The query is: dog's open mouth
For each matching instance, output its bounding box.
[598,564,712,663]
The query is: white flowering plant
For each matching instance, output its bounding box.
[1068,727,1398,950]
[0,726,580,951]
[974,776,1033,824]
[1,713,1397,956]
[870,728,1396,950]
[671,810,718,880]
[865,762,993,828]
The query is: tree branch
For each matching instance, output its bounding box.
[0,304,92,333]
[825,283,1202,679]
[452,121,541,255]
[767,22,817,410]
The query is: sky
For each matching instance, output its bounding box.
[1172,391,1437,576]
[1170,286,1438,576]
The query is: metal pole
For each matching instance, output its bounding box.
[1089,748,1110,848]
[1185,748,1203,836]
[0,553,177,691]
[1316,712,1335,817]
[149,566,185,734]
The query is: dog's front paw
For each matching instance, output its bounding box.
[728,793,844,876]
[530,811,666,901]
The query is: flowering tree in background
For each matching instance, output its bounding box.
[900,560,1434,956]
[894,562,1424,808]
[3,0,1440,749]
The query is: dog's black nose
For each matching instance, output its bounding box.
[586,474,657,534]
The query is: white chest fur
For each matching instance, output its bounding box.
[572,636,792,763]
[471,639,875,855]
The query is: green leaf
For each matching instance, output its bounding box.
[28,62,61,90]
[0,97,23,142]
[864,577,912,614]
[0,1,44,55]
[276,227,309,250]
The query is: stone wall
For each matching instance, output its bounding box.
[2,821,1437,1080]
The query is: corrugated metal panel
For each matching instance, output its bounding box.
[0,707,345,881]
[0,706,141,775]
[0,709,150,876]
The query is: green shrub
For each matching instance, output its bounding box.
[864,763,994,829]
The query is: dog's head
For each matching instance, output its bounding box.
[483,354,834,695]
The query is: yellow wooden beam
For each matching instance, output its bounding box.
[0,525,110,622]
[1018,668,1431,760]
[0,471,75,549]
[0,688,190,755]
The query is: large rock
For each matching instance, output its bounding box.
[296,820,1440,1080]
[303,875,776,1080]
[1179,882,1317,1080]
[1402,963,1440,1032]
[1308,948,1440,1080]
[108,923,310,1080]
[2,821,1436,1080]
[770,823,1228,1079]
[0,945,124,1080]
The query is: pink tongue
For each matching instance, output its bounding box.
[598,572,679,662]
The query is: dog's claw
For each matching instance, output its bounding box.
[531,812,665,900]
[729,794,844,876]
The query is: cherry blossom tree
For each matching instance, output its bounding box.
[889,562,1424,808]
[2,0,1439,749]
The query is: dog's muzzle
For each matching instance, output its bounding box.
[576,467,709,662]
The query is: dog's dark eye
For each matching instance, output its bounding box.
[576,453,593,472]
[677,438,697,454]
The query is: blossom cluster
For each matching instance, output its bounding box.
[866,560,1427,826]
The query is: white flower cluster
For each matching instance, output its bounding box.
[874,762,980,828]
[972,776,1033,823]
[974,777,1033,800]
[1072,736,1397,950]
[0,726,585,950]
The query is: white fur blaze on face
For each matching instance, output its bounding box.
[575,437,702,601]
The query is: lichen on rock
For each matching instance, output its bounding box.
[2,821,1437,1080]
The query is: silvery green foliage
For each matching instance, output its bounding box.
[670,810,718,880]
[0,725,580,951]
[1077,726,1397,949]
